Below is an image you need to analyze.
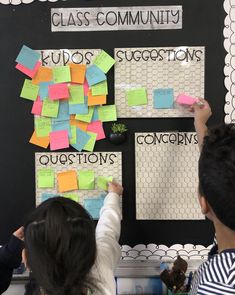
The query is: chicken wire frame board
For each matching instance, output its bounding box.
[135,132,203,220]
[35,152,122,207]
[115,46,205,118]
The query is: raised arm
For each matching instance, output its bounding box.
[191,99,212,151]
[95,182,123,270]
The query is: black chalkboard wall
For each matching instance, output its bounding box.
[0,0,225,246]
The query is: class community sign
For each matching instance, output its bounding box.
[51,6,182,32]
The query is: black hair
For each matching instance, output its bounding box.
[24,197,96,295]
[199,124,235,230]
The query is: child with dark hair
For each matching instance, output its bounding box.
[23,181,123,295]
[190,99,235,294]
[0,227,24,294]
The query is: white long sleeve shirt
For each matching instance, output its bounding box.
[89,192,121,295]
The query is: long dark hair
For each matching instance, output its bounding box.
[24,197,96,295]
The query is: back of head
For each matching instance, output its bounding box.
[199,123,235,230]
[24,197,96,295]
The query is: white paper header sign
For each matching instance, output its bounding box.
[37,49,101,67]
[51,6,182,32]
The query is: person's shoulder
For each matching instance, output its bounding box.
[207,251,235,272]
[198,251,235,288]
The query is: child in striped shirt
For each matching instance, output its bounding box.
[190,99,235,294]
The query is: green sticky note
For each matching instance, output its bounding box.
[41,99,59,118]
[69,125,77,144]
[94,50,115,73]
[97,176,113,191]
[78,170,95,190]
[98,105,117,122]
[53,65,71,83]
[63,193,79,202]
[75,106,94,123]
[91,81,108,96]
[20,79,39,101]
[126,88,148,106]
[35,117,52,137]
[69,85,85,104]
[83,131,97,152]
[38,168,54,188]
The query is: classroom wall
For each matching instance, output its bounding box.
[0,0,226,246]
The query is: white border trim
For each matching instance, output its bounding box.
[121,244,211,260]
[224,0,235,123]
[0,0,63,5]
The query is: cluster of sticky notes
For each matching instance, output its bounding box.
[16,45,118,152]
[40,191,105,219]
[41,192,79,203]
[126,87,199,110]
[125,87,174,109]
[37,168,113,193]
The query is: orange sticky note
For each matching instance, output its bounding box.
[77,121,88,131]
[87,90,106,106]
[29,130,49,148]
[70,116,88,131]
[32,66,53,84]
[69,64,86,84]
[57,170,78,193]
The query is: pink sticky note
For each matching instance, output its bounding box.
[87,120,105,141]
[176,94,198,106]
[83,79,89,96]
[31,96,43,115]
[16,61,41,78]
[49,130,69,151]
[49,83,70,100]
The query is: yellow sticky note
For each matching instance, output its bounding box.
[75,107,94,123]
[38,169,54,188]
[63,193,79,202]
[57,170,78,193]
[29,130,49,148]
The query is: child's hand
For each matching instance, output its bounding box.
[108,182,123,196]
[190,98,212,126]
[13,226,24,241]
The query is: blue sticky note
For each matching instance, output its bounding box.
[41,193,57,202]
[69,103,88,115]
[84,197,104,219]
[16,45,40,70]
[98,193,106,201]
[153,88,174,109]
[91,106,99,122]
[85,65,106,87]
[54,100,70,121]
[69,96,88,115]
[71,128,91,151]
[52,120,72,138]
[39,81,54,100]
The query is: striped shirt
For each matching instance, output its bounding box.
[190,244,235,294]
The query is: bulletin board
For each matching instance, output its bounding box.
[0,0,226,249]
[115,47,205,118]
[35,151,122,206]
[135,132,202,220]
